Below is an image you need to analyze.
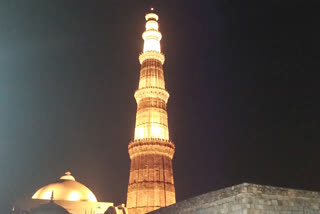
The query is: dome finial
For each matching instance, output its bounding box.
[151,7,154,11]
[60,171,75,181]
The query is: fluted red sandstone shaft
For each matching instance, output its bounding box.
[126,10,176,214]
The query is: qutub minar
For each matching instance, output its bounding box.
[12,9,320,214]
[126,9,176,214]
[12,9,175,214]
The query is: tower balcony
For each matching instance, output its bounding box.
[134,87,169,104]
[128,138,175,159]
[139,51,165,64]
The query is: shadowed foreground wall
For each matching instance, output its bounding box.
[148,183,320,214]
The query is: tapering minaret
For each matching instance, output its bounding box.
[126,9,176,214]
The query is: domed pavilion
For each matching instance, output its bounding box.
[13,172,127,214]
[32,172,97,202]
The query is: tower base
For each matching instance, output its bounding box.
[127,139,176,214]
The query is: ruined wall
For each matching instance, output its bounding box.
[148,183,320,214]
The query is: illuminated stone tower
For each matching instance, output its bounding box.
[126,10,176,214]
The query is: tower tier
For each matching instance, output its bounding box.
[127,140,175,214]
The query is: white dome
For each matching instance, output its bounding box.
[32,172,97,202]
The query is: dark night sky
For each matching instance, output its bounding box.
[0,0,319,212]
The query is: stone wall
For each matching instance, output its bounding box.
[148,183,320,214]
